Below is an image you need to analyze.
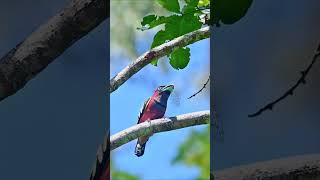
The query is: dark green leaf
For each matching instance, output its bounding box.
[150,30,172,66]
[169,47,190,69]
[164,15,182,38]
[179,14,202,35]
[213,0,253,25]
[139,15,167,31]
[151,30,171,48]
[182,4,197,14]
[141,15,157,26]
[184,0,199,7]
[156,0,180,13]
[148,11,201,68]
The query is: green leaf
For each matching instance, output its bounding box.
[169,47,190,69]
[138,15,167,31]
[151,30,171,48]
[149,14,201,67]
[141,15,157,26]
[198,0,210,7]
[150,59,158,66]
[164,14,202,38]
[156,0,180,13]
[147,8,201,68]
[213,0,253,25]
[182,4,198,14]
[179,13,202,35]
[184,0,199,7]
[150,30,172,66]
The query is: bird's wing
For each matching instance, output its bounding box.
[137,98,151,124]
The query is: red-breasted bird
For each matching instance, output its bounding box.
[135,84,174,157]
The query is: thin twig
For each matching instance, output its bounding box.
[188,75,210,99]
[248,44,320,117]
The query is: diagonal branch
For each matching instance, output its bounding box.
[109,26,211,93]
[212,153,320,180]
[110,110,210,150]
[0,0,108,101]
[188,75,210,99]
[248,43,320,117]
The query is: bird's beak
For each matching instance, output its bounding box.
[162,84,174,93]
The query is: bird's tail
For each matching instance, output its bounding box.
[135,141,147,157]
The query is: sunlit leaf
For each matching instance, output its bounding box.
[198,0,210,7]
[156,0,180,13]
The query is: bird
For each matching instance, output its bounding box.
[135,84,174,157]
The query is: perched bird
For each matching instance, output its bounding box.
[135,84,174,157]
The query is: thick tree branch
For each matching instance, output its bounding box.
[212,154,320,180]
[109,26,210,93]
[110,110,210,150]
[0,0,108,101]
[248,43,320,117]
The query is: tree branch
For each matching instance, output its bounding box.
[110,110,210,150]
[248,43,320,117]
[109,26,210,93]
[212,153,320,180]
[187,75,210,99]
[0,0,108,101]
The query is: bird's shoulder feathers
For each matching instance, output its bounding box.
[137,98,151,124]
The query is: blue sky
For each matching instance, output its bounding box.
[110,31,210,179]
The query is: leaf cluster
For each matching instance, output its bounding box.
[111,161,140,180]
[138,0,208,70]
[138,0,252,70]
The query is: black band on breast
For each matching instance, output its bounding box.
[154,99,166,108]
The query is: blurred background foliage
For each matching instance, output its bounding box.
[110,0,210,179]
[172,126,210,180]
[111,160,140,180]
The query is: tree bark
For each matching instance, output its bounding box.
[0,0,108,101]
[109,26,210,93]
[110,110,210,150]
[212,154,320,180]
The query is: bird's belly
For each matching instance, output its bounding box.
[140,107,165,123]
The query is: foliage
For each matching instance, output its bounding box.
[138,0,253,70]
[169,47,191,69]
[172,126,210,180]
[111,161,140,180]
[138,0,207,69]
[212,0,253,25]
[110,1,162,60]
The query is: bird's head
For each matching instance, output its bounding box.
[152,84,174,104]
